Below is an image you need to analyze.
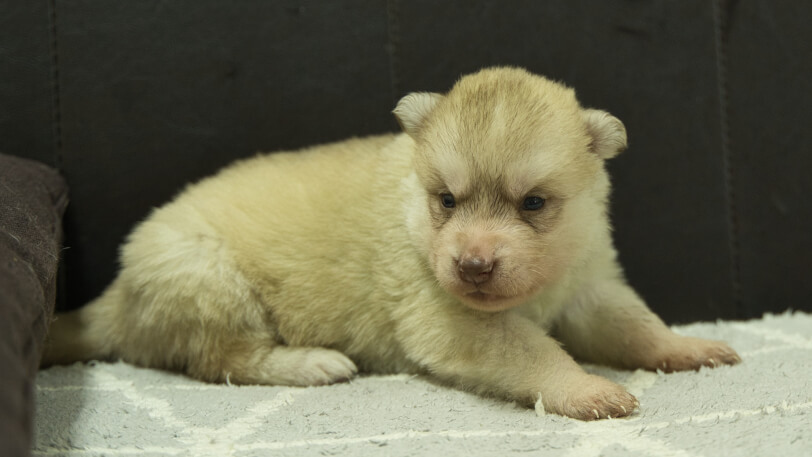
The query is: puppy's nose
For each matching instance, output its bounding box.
[458,255,494,284]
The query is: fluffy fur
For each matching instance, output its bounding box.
[42,67,740,420]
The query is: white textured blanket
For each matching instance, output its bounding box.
[34,311,811,457]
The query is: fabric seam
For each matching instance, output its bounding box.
[713,0,743,317]
[385,0,402,110]
[47,0,64,171]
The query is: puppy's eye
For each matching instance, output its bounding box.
[522,196,546,211]
[440,193,456,208]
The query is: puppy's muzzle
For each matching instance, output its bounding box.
[458,254,494,284]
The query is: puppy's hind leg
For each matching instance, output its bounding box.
[198,338,358,387]
[113,213,357,387]
[553,280,741,372]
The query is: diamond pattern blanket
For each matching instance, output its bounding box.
[34,312,811,457]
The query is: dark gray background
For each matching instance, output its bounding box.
[2,0,810,324]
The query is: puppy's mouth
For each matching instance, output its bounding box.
[459,288,524,311]
[465,290,505,302]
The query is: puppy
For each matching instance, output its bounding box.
[42,67,740,420]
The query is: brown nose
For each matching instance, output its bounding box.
[458,255,494,284]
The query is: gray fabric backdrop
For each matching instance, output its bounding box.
[2,0,811,323]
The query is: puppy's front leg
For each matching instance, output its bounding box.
[395,301,637,420]
[554,280,741,372]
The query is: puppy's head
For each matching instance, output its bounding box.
[395,67,626,312]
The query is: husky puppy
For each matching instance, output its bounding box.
[43,67,740,420]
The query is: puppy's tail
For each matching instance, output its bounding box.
[40,287,119,367]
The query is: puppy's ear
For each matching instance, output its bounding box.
[582,109,627,159]
[393,92,443,136]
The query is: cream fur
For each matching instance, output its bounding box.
[42,67,740,421]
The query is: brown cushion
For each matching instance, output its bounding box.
[0,154,68,457]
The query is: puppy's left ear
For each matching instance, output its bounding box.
[393,92,444,137]
[582,109,627,159]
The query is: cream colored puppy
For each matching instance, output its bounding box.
[43,67,740,421]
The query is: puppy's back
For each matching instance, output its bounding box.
[41,133,414,371]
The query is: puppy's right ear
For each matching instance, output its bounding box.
[393,92,443,136]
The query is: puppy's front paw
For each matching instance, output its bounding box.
[650,336,741,372]
[540,374,638,421]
